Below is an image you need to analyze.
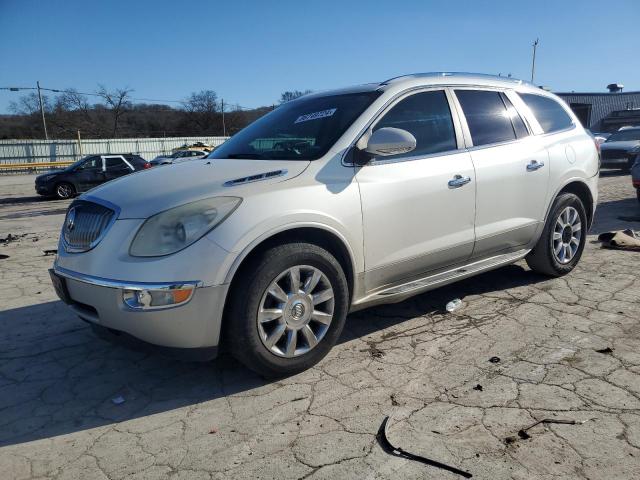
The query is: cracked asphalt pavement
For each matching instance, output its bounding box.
[1,172,640,479]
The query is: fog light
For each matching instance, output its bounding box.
[123,285,196,310]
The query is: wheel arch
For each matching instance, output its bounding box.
[556,180,595,228]
[223,225,357,303]
[542,178,595,230]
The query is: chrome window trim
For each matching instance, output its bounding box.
[54,264,203,291]
[539,124,578,137]
[504,89,539,135]
[101,155,135,172]
[342,86,463,167]
[367,148,466,166]
[61,196,121,254]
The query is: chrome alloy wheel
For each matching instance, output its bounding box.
[552,206,582,264]
[257,265,334,358]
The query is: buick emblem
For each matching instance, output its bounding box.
[66,207,76,232]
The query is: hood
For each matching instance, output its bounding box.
[36,169,68,179]
[84,158,310,218]
[601,140,640,152]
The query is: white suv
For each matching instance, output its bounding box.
[50,73,599,376]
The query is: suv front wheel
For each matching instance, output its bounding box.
[226,242,349,377]
[526,193,588,276]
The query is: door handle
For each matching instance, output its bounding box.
[448,174,471,188]
[526,160,545,171]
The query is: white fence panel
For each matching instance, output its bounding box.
[0,136,229,169]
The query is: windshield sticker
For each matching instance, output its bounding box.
[294,108,337,124]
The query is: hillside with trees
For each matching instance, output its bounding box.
[0,88,311,140]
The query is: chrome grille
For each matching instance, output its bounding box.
[62,201,115,253]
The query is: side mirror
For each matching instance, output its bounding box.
[364,127,417,157]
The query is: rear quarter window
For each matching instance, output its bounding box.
[518,93,574,133]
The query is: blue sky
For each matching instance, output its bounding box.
[1,0,638,113]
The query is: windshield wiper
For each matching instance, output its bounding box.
[226,153,271,159]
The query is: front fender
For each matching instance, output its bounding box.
[206,219,361,288]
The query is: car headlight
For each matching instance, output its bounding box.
[129,196,241,257]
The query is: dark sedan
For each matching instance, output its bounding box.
[35,154,150,199]
[599,127,640,171]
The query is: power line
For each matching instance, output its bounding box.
[1,85,264,111]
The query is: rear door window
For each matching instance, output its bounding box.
[518,93,574,133]
[105,157,130,171]
[455,90,517,146]
[372,90,457,159]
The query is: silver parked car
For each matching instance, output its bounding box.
[50,73,599,376]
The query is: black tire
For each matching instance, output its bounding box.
[525,193,587,277]
[225,242,349,377]
[55,182,75,200]
[636,189,640,204]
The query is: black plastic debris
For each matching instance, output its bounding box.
[473,384,483,391]
[377,415,472,478]
[0,254,8,260]
[507,418,581,444]
[488,356,501,363]
[42,249,58,256]
[0,233,17,244]
[595,347,614,354]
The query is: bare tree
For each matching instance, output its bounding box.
[51,89,101,136]
[97,85,133,137]
[182,90,219,133]
[9,92,52,115]
[279,90,312,104]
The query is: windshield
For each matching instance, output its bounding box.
[210,91,381,160]
[66,156,93,169]
[606,129,640,142]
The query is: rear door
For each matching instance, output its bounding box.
[103,155,134,182]
[453,89,550,258]
[355,89,476,292]
[73,156,104,191]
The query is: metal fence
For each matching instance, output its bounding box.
[0,136,229,173]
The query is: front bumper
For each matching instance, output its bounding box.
[600,156,634,168]
[52,266,228,355]
[35,182,54,196]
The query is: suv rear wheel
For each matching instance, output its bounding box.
[526,193,587,276]
[226,242,349,377]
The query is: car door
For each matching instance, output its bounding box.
[73,156,104,192]
[355,89,476,292]
[103,155,134,182]
[452,88,550,258]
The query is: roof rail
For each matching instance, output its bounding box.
[380,72,529,86]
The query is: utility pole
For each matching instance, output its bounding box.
[530,38,539,84]
[221,98,226,136]
[36,81,49,140]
